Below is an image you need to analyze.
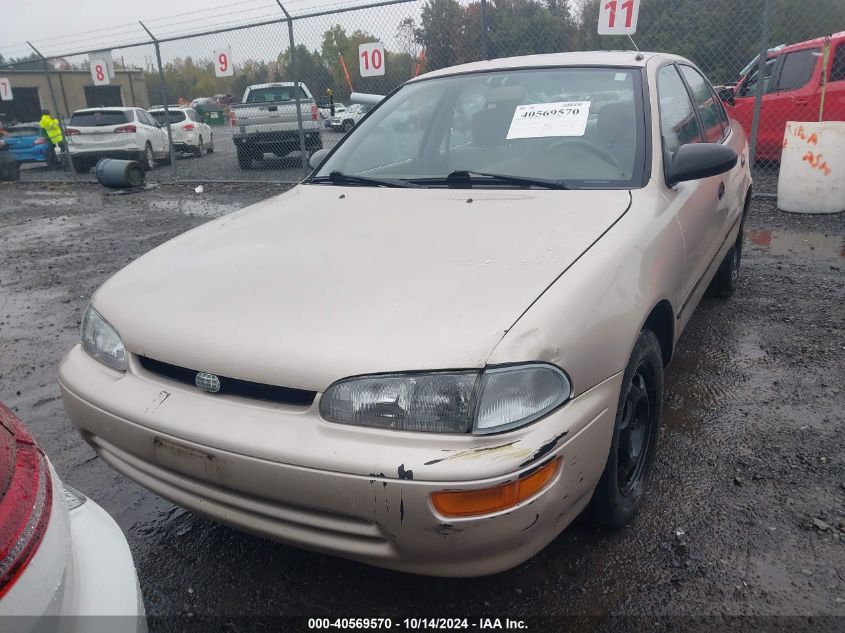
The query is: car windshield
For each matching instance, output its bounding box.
[69,110,129,127]
[150,110,187,125]
[245,86,308,103]
[313,67,645,188]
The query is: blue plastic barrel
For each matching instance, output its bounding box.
[95,158,145,189]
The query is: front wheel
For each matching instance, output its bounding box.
[587,329,663,528]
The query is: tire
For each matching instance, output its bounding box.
[236,147,252,170]
[342,121,353,132]
[141,143,155,171]
[72,158,89,174]
[587,329,663,528]
[708,244,740,298]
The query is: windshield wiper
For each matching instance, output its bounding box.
[309,171,421,188]
[442,170,572,190]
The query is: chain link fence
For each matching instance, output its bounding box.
[1,0,843,191]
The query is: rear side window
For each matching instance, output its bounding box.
[679,65,725,143]
[657,65,704,154]
[830,44,845,82]
[776,48,820,92]
[69,110,128,126]
[7,126,40,137]
[245,86,309,103]
[150,110,186,124]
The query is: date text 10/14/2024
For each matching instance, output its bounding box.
[307,618,528,630]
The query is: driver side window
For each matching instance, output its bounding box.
[657,65,704,154]
[738,58,776,97]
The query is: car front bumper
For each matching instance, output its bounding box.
[59,345,620,576]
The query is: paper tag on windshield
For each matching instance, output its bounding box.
[506,101,591,140]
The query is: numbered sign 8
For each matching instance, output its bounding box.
[214,47,233,77]
[598,0,641,35]
[89,57,110,85]
[359,42,385,78]
[0,78,12,101]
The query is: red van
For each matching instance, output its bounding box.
[720,31,845,160]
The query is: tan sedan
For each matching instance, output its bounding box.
[60,51,751,577]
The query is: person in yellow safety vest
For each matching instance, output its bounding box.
[40,109,66,170]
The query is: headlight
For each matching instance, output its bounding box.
[81,305,127,371]
[320,364,570,435]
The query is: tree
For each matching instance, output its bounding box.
[416,0,464,70]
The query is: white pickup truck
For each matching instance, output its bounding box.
[229,82,323,169]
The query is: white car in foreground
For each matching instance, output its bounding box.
[65,107,169,173]
[330,103,373,132]
[149,106,214,157]
[0,402,144,631]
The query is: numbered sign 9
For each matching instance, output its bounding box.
[89,56,110,85]
[359,42,385,77]
[0,78,12,101]
[214,47,233,77]
[598,0,641,35]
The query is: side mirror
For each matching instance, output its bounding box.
[309,148,330,170]
[667,143,737,186]
[718,86,736,105]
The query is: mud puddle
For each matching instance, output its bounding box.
[746,228,844,260]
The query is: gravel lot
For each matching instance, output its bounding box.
[0,180,842,631]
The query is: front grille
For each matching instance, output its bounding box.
[137,356,316,407]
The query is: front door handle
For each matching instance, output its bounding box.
[793,98,809,106]
[718,182,726,200]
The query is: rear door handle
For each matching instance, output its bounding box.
[794,98,809,106]
[718,182,726,200]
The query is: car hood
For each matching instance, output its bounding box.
[95,185,631,391]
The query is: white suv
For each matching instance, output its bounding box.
[65,107,169,173]
[149,106,213,157]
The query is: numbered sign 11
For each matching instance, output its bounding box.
[598,0,641,35]
[89,57,110,85]
[0,78,12,101]
[359,42,385,77]
[214,47,233,77]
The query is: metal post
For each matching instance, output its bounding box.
[480,0,488,60]
[749,0,771,168]
[276,1,309,173]
[140,22,177,171]
[28,42,70,171]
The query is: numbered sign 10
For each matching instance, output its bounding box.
[0,78,12,101]
[89,57,110,85]
[598,0,641,35]
[359,42,385,77]
[214,47,233,77]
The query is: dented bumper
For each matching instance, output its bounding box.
[59,345,621,576]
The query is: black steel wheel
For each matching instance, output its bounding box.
[588,329,663,528]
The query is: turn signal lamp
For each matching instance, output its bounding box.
[430,457,561,518]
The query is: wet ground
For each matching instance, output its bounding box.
[0,182,842,631]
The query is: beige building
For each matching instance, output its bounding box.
[0,69,150,125]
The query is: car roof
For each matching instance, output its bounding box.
[149,106,190,111]
[412,50,684,81]
[778,31,845,55]
[72,107,136,113]
[246,83,299,89]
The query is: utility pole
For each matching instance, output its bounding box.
[275,1,309,174]
[140,22,178,170]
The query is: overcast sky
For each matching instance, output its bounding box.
[0,0,417,61]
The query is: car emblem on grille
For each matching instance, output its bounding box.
[195,372,221,393]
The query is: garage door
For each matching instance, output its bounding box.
[0,87,42,125]
[84,85,122,108]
